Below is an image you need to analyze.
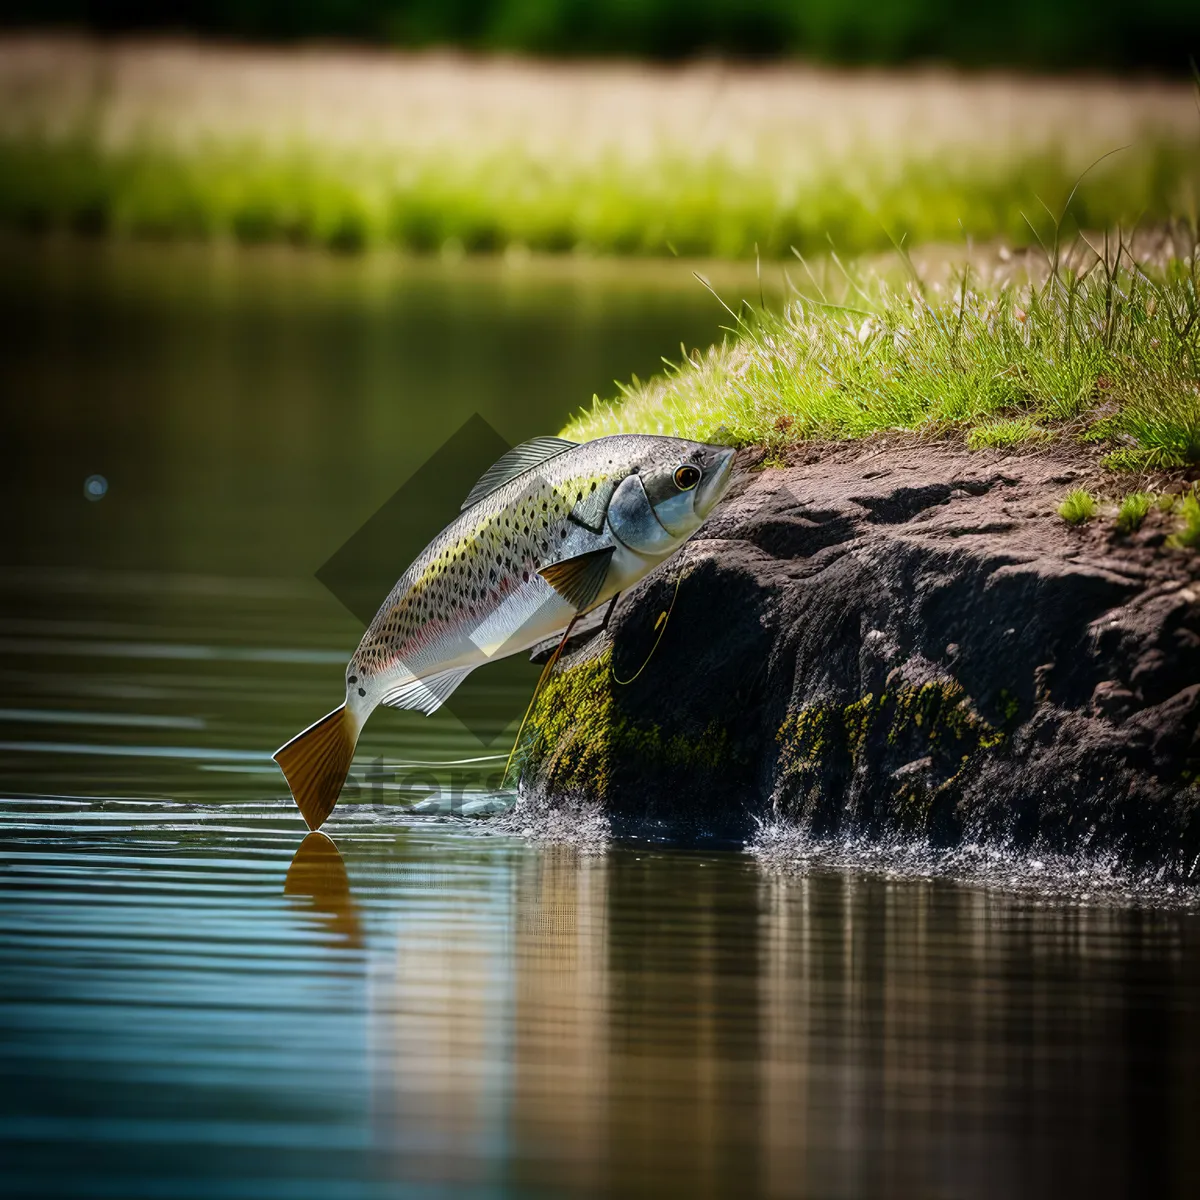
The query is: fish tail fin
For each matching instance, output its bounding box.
[273,705,360,831]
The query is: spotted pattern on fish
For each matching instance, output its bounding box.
[350,468,613,678]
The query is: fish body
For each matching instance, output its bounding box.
[274,433,735,830]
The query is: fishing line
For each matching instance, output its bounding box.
[382,754,508,767]
[612,571,683,686]
[502,569,683,784]
[503,612,580,785]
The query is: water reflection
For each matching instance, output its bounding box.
[2,797,1198,1198]
[284,832,363,948]
[365,846,1200,1198]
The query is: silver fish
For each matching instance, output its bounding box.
[274,433,735,829]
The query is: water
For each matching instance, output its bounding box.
[2,241,1200,1198]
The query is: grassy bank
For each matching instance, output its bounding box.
[561,226,1200,480]
[1,38,1198,257]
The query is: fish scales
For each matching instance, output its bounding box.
[354,458,617,678]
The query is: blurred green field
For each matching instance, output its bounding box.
[1,39,1198,259]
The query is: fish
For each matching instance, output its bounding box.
[273,433,736,830]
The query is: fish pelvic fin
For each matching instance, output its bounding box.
[273,705,360,832]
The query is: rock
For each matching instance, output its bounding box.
[1090,680,1136,720]
[513,442,1200,882]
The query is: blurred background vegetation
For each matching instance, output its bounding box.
[6,0,1200,72]
[0,3,1196,258]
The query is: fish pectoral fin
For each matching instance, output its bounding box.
[460,436,579,511]
[538,546,615,612]
[381,666,474,715]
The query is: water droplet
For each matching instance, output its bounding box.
[83,474,108,501]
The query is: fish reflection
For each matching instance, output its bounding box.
[283,831,363,948]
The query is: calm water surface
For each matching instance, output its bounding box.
[2,242,1199,1198]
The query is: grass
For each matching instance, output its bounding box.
[561,225,1200,480]
[1115,491,1153,533]
[1095,378,1200,470]
[1,40,1198,258]
[1058,490,1099,524]
[1169,491,1200,548]
[966,417,1047,451]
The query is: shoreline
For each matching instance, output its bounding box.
[509,438,1200,888]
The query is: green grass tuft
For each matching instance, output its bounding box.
[1115,491,1153,533]
[1096,383,1200,471]
[1058,490,1098,525]
[966,417,1047,451]
[1168,491,1200,548]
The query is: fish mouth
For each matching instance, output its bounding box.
[695,446,736,517]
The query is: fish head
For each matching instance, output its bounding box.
[606,437,736,555]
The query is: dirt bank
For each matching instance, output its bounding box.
[509,441,1200,887]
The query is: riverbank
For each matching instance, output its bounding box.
[1,36,1198,257]
[507,227,1200,888]
[508,437,1200,893]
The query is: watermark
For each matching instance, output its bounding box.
[339,756,512,816]
[315,412,546,746]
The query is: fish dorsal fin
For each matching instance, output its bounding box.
[538,546,615,612]
[461,437,579,511]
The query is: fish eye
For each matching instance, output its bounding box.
[673,464,701,491]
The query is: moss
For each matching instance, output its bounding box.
[777,679,1005,782]
[892,776,939,832]
[842,692,882,758]
[771,678,1009,835]
[996,687,1022,729]
[776,703,837,763]
[513,647,731,791]
[510,651,614,790]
